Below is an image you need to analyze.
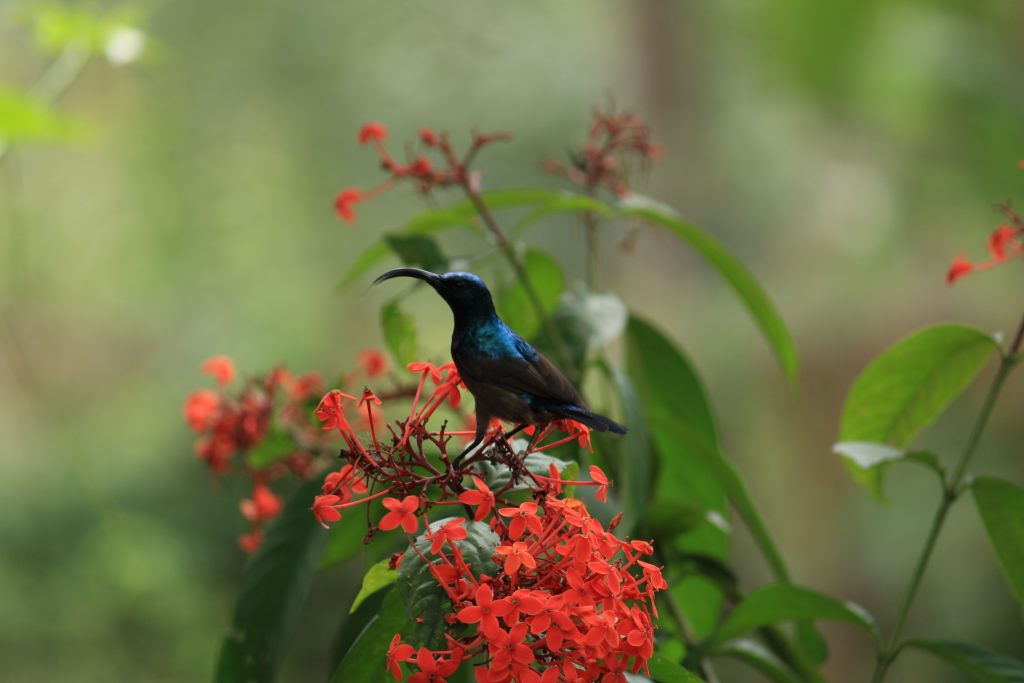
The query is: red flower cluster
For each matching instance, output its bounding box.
[333,122,511,223]
[947,202,1024,284]
[542,104,661,198]
[386,492,663,682]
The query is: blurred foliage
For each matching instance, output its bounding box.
[3,0,1024,682]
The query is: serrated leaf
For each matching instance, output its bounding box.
[710,584,879,649]
[245,426,296,469]
[329,588,411,683]
[498,248,565,339]
[381,300,418,367]
[839,325,998,498]
[907,639,1024,683]
[397,518,499,648]
[215,479,329,683]
[972,477,1024,610]
[616,194,797,384]
[350,559,398,614]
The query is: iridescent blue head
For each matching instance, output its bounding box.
[373,268,497,324]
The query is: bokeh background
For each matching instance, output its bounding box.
[2,1,1023,681]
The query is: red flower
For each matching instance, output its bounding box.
[183,389,220,432]
[503,588,544,625]
[407,361,443,384]
[498,502,543,540]
[407,647,460,683]
[201,355,235,386]
[240,480,282,524]
[947,253,973,284]
[334,187,363,222]
[418,128,436,145]
[312,494,342,528]
[357,348,389,377]
[238,529,263,554]
[459,477,496,521]
[315,390,358,434]
[386,634,414,681]
[379,495,420,533]
[488,622,534,671]
[989,225,1019,261]
[495,541,537,575]
[457,583,513,639]
[410,157,432,176]
[360,387,383,408]
[358,122,388,145]
[589,465,610,502]
[426,518,467,554]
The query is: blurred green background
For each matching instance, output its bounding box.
[2,1,1023,681]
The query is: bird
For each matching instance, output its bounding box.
[373,267,626,465]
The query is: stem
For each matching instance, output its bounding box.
[460,186,575,373]
[871,321,1020,682]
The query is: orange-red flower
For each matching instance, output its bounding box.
[379,495,420,533]
[334,187,362,222]
[238,529,263,554]
[458,477,495,521]
[498,501,543,540]
[407,647,460,683]
[457,583,513,640]
[495,541,537,575]
[357,348,389,377]
[358,122,388,145]
[426,518,468,554]
[240,480,282,524]
[183,389,220,432]
[589,465,610,502]
[312,494,342,528]
[201,355,235,386]
[386,634,414,681]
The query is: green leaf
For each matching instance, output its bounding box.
[245,426,296,469]
[329,588,411,683]
[498,248,565,339]
[640,500,709,543]
[383,233,449,273]
[381,300,418,367]
[326,584,393,676]
[350,559,398,614]
[215,479,329,683]
[476,452,577,494]
[616,194,797,384]
[396,518,499,648]
[907,640,1024,683]
[318,516,369,570]
[593,359,651,536]
[0,87,83,146]
[645,655,705,683]
[710,584,879,649]
[972,477,1024,610]
[510,192,612,237]
[833,442,945,492]
[718,639,802,683]
[838,325,998,498]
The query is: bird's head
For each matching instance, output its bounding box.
[373,268,496,322]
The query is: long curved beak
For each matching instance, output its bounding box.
[372,267,442,288]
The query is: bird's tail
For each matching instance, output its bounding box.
[559,405,628,435]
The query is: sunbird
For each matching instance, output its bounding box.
[373,268,627,464]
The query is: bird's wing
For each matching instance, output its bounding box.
[459,336,584,407]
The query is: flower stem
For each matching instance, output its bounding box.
[871,316,1021,682]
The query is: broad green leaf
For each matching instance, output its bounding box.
[833,441,944,493]
[397,518,499,648]
[640,500,708,543]
[329,588,411,683]
[626,315,727,636]
[318,515,370,570]
[616,194,797,384]
[383,233,449,273]
[839,325,998,498]
[326,584,392,676]
[245,426,296,469]
[907,639,1024,683]
[593,359,651,536]
[350,559,398,614]
[972,478,1024,610]
[710,584,879,649]
[718,639,802,683]
[645,655,705,683]
[381,300,418,367]
[510,193,612,237]
[0,88,83,145]
[498,248,565,339]
[215,479,329,683]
